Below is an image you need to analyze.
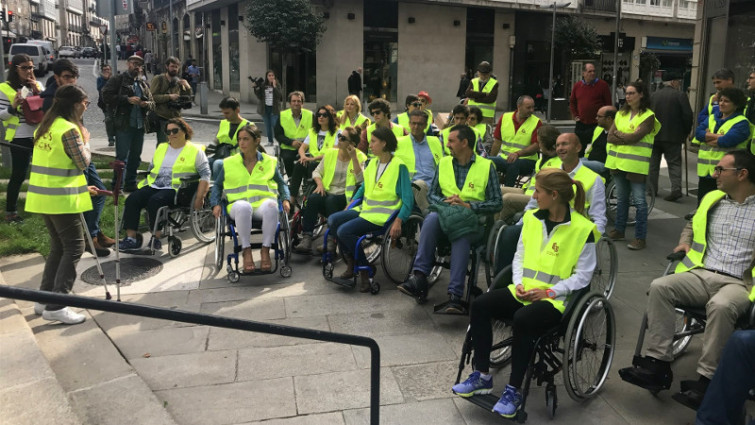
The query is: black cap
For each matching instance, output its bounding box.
[662,72,680,82]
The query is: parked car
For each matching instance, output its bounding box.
[82,47,98,58]
[26,40,56,70]
[7,43,49,76]
[58,46,80,59]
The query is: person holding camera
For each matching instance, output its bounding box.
[102,54,155,192]
[150,56,193,146]
[252,71,283,147]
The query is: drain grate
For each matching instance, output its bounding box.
[81,257,163,286]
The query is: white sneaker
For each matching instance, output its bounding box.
[42,307,86,325]
[34,302,46,315]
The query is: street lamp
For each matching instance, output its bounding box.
[611,0,623,106]
[547,1,571,123]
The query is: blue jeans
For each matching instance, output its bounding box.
[490,156,536,187]
[328,209,382,267]
[612,170,647,239]
[263,106,278,145]
[581,158,606,175]
[115,126,145,188]
[696,330,755,425]
[209,157,224,179]
[82,162,106,238]
[411,212,477,297]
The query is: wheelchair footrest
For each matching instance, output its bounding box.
[119,247,157,256]
[458,394,525,422]
[327,276,357,289]
[671,390,704,411]
[239,269,276,276]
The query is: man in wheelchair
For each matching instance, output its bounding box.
[394,110,443,216]
[619,150,755,407]
[397,125,502,313]
[451,169,599,418]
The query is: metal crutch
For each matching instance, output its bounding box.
[110,160,126,302]
[80,212,112,300]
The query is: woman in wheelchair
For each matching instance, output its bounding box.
[292,105,339,206]
[119,118,211,251]
[326,126,414,292]
[452,168,599,418]
[293,126,366,254]
[211,125,291,273]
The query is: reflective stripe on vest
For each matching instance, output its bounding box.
[605,108,660,174]
[697,114,750,177]
[215,119,250,151]
[508,209,598,313]
[25,117,92,214]
[138,141,200,190]
[394,135,443,176]
[307,128,337,157]
[359,156,404,225]
[437,155,491,202]
[467,77,498,118]
[497,112,540,161]
[0,82,24,141]
[320,147,366,200]
[366,123,405,158]
[675,190,726,273]
[279,108,313,151]
[222,153,278,211]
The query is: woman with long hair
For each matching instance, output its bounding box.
[452,168,598,419]
[291,104,339,206]
[25,85,93,324]
[606,81,661,250]
[252,70,283,146]
[337,94,370,131]
[1,53,45,222]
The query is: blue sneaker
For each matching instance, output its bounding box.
[118,237,140,251]
[452,371,493,397]
[492,385,523,418]
[148,236,162,250]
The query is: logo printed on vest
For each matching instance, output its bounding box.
[377,182,383,189]
[259,165,264,171]
[521,129,527,135]
[179,157,185,162]
[468,182,475,189]
[552,242,559,252]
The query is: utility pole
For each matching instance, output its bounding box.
[611,0,622,106]
[109,0,117,72]
[547,2,571,123]
[0,9,7,82]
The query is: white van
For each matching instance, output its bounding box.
[8,43,49,76]
[26,40,56,70]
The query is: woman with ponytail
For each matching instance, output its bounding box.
[451,168,599,419]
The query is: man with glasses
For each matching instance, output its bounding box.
[102,54,154,193]
[358,98,406,156]
[569,63,612,156]
[581,105,615,174]
[619,149,755,410]
[466,61,498,124]
[40,59,78,111]
[395,110,444,216]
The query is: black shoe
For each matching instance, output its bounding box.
[672,379,708,411]
[445,294,465,314]
[123,184,138,193]
[398,274,427,298]
[618,355,673,391]
[664,192,682,202]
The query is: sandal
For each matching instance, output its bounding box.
[260,247,272,272]
[242,248,255,273]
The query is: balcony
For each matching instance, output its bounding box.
[583,0,616,13]
[621,0,696,20]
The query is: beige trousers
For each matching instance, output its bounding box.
[412,180,430,216]
[495,187,529,222]
[644,269,752,378]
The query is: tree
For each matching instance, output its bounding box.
[553,16,601,97]
[639,51,660,84]
[244,0,326,98]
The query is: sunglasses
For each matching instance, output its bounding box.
[166,128,181,135]
[17,65,34,71]
[370,110,382,116]
[316,112,330,118]
[411,102,422,107]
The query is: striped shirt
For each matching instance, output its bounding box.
[703,194,755,279]
[0,83,42,139]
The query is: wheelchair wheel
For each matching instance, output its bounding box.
[563,293,615,401]
[671,308,696,358]
[381,214,423,284]
[362,237,382,265]
[605,180,656,226]
[168,236,182,258]
[214,216,226,271]
[545,384,558,419]
[189,191,216,243]
[278,211,292,265]
[486,220,505,265]
[591,237,617,299]
[489,320,514,368]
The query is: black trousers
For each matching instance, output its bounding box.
[574,122,597,158]
[470,288,562,388]
[6,137,34,213]
[290,160,317,200]
[302,192,346,233]
[123,186,176,232]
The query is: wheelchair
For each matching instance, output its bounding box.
[456,266,616,422]
[605,177,656,226]
[626,251,755,395]
[487,221,618,300]
[289,179,328,255]
[127,175,215,257]
[214,198,292,282]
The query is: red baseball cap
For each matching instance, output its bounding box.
[417,91,432,105]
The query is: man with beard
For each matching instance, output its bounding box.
[150,56,193,145]
[102,55,155,192]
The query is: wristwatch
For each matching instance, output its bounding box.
[545,288,556,299]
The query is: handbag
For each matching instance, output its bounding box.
[21,95,45,125]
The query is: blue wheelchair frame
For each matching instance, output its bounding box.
[215,198,292,283]
[320,197,398,294]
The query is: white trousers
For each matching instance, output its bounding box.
[229,199,279,248]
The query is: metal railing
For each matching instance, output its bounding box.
[0,286,381,424]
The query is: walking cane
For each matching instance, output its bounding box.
[684,139,689,197]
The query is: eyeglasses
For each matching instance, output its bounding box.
[316,112,330,118]
[411,102,422,107]
[625,91,638,95]
[166,128,181,135]
[370,110,382,116]
[713,166,741,175]
[409,121,425,126]
[17,65,34,71]
[83,100,91,108]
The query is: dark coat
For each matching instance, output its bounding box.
[101,72,154,132]
[348,71,361,95]
[253,84,283,115]
[650,85,693,144]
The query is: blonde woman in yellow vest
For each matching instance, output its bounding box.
[694,87,751,205]
[606,81,661,251]
[619,150,755,400]
[327,126,414,292]
[294,126,366,255]
[452,168,598,419]
[118,118,211,251]
[211,125,291,273]
[1,53,45,223]
[337,95,370,131]
[26,85,93,324]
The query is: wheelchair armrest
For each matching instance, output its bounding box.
[489,265,513,292]
[179,174,200,183]
[136,170,149,178]
[666,251,686,262]
[347,197,363,209]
